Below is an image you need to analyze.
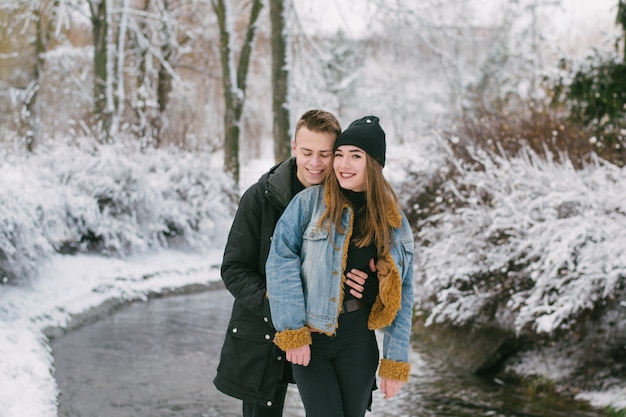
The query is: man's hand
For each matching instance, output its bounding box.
[286,345,311,366]
[345,258,376,298]
[380,377,404,399]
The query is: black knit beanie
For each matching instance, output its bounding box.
[333,116,386,167]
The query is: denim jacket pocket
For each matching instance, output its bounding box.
[301,223,329,262]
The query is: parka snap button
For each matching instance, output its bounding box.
[277,356,283,361]
[263,317,269,322]
[265,334,271,340]
[232,328,238,333]
[267,401,273,407]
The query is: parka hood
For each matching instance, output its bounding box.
[262,157,296,211]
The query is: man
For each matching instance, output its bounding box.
[214,110,374,417]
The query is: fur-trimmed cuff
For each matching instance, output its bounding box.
[273,327,312,351]
[378,358,411,382]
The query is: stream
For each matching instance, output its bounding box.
[52,289,605,417]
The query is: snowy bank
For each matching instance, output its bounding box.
[0,141,238,417]
[411,142,626,410]
[0,250,224,417]
[0,141,235,285]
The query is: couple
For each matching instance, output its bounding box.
[214,110,415,417]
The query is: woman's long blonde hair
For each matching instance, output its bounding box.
[318,154,399,255]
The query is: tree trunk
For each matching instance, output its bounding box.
[23,2,47,152]
[155,0,175,148]
[113,0,130,139]
[212,0,264,186]
[269,0,290,163]
[89,0,112,142]
[155,47,173,147]
[618,0,626,60]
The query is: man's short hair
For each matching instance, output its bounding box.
[294,110,341,140]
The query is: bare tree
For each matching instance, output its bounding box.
[320,30,362,117]
[618,0,626,59]
[23,1,49,151]
[130,0,187,147]
[269,0,290,163]
[211,0,264,185]
[88,0,114,142]
[84,0,202,146]
[0,0,58,150]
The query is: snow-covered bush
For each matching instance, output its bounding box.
[385,136,453,227]
[413,141,626,339]
[0,164,53,284]
[0,141,236,285]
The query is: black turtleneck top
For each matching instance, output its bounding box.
[341,189,379,305]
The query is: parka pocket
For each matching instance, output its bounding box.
[217,323,278,392]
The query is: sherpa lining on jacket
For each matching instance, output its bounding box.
[273,327,312,351]
[379,358,411,382]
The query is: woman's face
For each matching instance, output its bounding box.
[333,145,367,192]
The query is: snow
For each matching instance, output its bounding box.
[0,138,274,417]
[577,387,626,411]
[2,0,624,413]
[1,138,625,416]
[0,250,223,417]
[295,0,619,57]
[416,146,626,336]
[0,140,239,417]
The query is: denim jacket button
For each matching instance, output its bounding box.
[330,297,337,302]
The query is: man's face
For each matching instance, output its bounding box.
[292,126,336,187]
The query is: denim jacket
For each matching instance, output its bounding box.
[266,184,415,381]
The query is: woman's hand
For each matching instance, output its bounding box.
[286,345,311,366]
[380,377,404,399]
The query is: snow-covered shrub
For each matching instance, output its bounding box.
[414,142,626,338]
[0,141,236,285]
[0,160,55,284]
[385,135,453,229]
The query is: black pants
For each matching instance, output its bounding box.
[242,381,288,417]
[292,308,379,417]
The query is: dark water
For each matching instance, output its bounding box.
[52,289,605,417]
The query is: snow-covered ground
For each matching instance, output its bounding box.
[0,249,224,417]
[1,140,625,417]
[0,144,269,417]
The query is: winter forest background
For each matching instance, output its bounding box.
[1,0,626,415]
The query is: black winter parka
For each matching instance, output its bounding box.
[213,158,297,408]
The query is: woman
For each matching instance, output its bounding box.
[266,116,415,417]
